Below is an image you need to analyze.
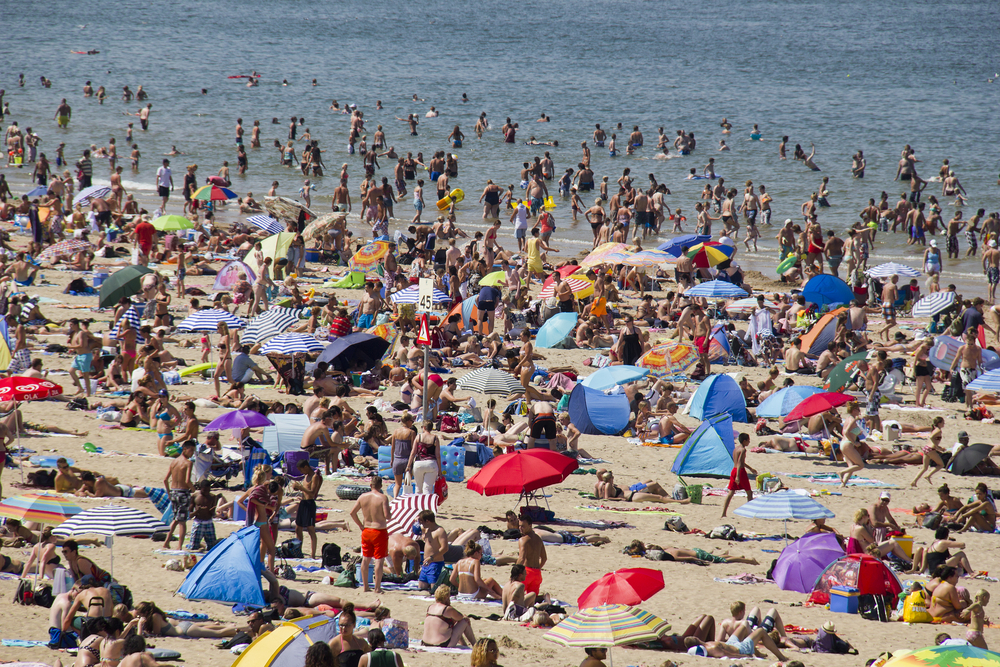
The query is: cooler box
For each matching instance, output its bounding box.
[830,585,860,614]
[305,249,321,262]
[895,535,913,558]
[93,271,109,287]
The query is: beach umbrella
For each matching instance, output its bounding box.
[98,265,154,308]
[538,276,594,299]
[191,184,237,201]
[685,280,748,298]
[948,443,994,476]
[467,449,578,500]
[725,297,778,317]
[756,386,827,418]
[366,322,400,365]
[231,615,338,667]
[0,377,64,484]
[349,241,391,273]
[387,493,439,535]
[176,308,245,332]
[242,307,306,344]
[822,351,870,392]
[247,214,284,235]
[581,365,649,391]
[479,271,507,287]
[0,492,82,586]
[685,242,734,268]
[636,341,698,377]
[580,242,632,269]
[578,568,665,609]
[735,490,835,541]
[52,505,167,581]
[150,214,194,232]
[37,239,93,263]
[263,196,315,223]
[25,185,49,198]
[543,604,671,649]
[302,213,343,244]
[109,306,143,342]
[73,184,111,206]
[623,250,674,267]
[882,644,1000,667]
[260,333,326,355]
[317,332,390,372]
[866,262,921,278]
[967,369,1000,392]
[259,232,296,264]
[205,409,275,432]
[455,368,524,396]
[784,391,854,421]
[390,284,450,305]
[535,312,578,349]
[772,532,845,593]
[912,291,957,318]
[658,234,711,257]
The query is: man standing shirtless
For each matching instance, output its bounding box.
[417,510,449,591]
[951,330,983,409]
[517,516,547,597]
[350,476,391,593]
[292,459,323,558]
[721,433,756,517]
[357,281,382,330]
[162,441,195,550]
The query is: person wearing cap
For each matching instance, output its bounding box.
[870,491,900,540]
[923,237,942,276]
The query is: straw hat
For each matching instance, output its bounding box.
[822,621,836,633]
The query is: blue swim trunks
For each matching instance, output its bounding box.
[430,171,441,182]
[72,353,93,373]
[418,561,444,586]
[15,276,34,287]
[727,633,755,655]
[357,313,374,330]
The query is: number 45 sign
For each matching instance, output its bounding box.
[417,277,435,313]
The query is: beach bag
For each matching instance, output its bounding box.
[279,538,303,560]
[322,542,342,567]
[33,585,54,608]
[922,512,942,530]
[48,627,78,649]
[859,594,891,622]
[440,415,460,433]
[334,568,357,588]
[707,525,739,541]
[520,505,554,522]
[13,579,33,605]
[663,517,688,533]
[381,618,409,649]
[434,476,449,504]
[903,588,933,624]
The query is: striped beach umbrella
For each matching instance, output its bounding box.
[685,242,734,268]
[150,215,195,232]
[243,307,306,344]
[53,505,167,537]
[734,489,835,542]
[366,322,400,364]
[263,196,315,223]
[260,333,326,355]
[455,368,524,396]
[176,308,246,332]
[636,341,698,376]
[967,369,1000,392]
[247,214,284,235]
[623,250,675,267]
[387,493,438,535]
[685,279,748,298]
[37,239,93,263]
[538,277,594,299]
[349,241,391,273]
[866,262,921,278]
[580,242,632,269]
[912,291,956,318]
[389,284,450,305]
[73,184,111,206]
[191,184,238,201]
[725,297,779,316]
[110,306,145,343]
[0,493,82,525]
[543,604,671,648]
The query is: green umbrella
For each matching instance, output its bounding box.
[822,350,869,392]
[151,214,194,232]
[480,271,506,287]
[99,265,155,308]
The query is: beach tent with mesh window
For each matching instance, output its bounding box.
[807,553,903,606]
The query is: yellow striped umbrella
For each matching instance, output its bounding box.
[581,243,633,269]
[543,604,671,648]
[349,241,390,272]
[0,493,82,525]
[637,342,698,376]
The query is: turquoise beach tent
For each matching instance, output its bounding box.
[671,414,735,478]
[688,374,747,422]
[177,526,265,606]
[567,383,629,435]
[801,274,853,308]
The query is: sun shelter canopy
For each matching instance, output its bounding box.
[687,374,747,422]
[177,526,264,606]
[261,414,310,456]
[670,413,734,478]
[568,384,629,435]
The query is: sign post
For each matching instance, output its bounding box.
[417,277,435,314]
[416,312,432,422]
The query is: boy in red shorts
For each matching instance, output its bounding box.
[721,432,757,518]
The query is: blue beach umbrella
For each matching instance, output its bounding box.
[581,365,649,391]
[756,386,827,418]
[535,312,578,349]
[685,280,748,299]
[734,490,835,542]
[25,185,49,198]
[967,369,1000,393]
[657,234,711,257]
[247,214,284,235]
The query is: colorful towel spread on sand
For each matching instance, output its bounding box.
[577,505,683,515]
[782,473,897,488]
[549,518,631,530]
[713,574,773,585]
[1,640,49,647]
[168,611,209,621]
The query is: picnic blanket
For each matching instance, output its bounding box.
[577,505,683,516]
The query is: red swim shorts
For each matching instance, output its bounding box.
[728,467,752,493]
[361,528,389,559]
[524,566,543,595]
[695,336,709,354]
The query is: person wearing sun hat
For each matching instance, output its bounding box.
[871,490,900,541]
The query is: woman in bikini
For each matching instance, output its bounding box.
[119,392,149,428]
[594,470,690,505]
[450,542,502,600]
[422,585,476,648]
[953,483,997,533]
[846,509,912,566]
[329,603,370,667]
[928,567,970,623]
[133,601,240,639]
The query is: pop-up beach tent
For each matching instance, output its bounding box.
[177,526,265,606]
[687,374,747,422]
[568,384,629,435]
[670,413,735,477]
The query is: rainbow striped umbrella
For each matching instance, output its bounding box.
[543,604,671,648]
[366,322,399,364]
[580,242,632,269]
[191,184,238,201]
[637,341,698,376]
[538,277,594,299]
[349,241,390,272]
[883,645,1000,667]
[0,493,82,525]
[685,241,734,268]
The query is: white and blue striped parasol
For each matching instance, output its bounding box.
[866,262,921,278]
[734,490,835,544]
[260,333,326,355]
[176,308,246,332]
[967,369,1000,392]
[912,291,956,318]
[247,214,284,235]
[242,307,306,344]
[73,185,112,206]
[110,306,145,343]
[685,280,748,298]
[390,284,450,305]
[52,505,168,580]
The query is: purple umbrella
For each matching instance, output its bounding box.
[772,532,845,593]
[204,410,274,432]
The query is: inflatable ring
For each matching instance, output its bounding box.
[304,288,316,303]
[776,253,798,275]
[335,484,369,501]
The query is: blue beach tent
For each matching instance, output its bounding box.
[177,526,265,606]
[688,374,747,423]
[671,414,735,478]
[567,383,630,435]
[801,274,853,308]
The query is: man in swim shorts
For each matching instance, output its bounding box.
[721,433,755,517]
[417,510,449,591]
[351,476,390,593]
[356,280,382,330]
[54,99,72,128]
[517,516,546,595]
[162,441,194,550]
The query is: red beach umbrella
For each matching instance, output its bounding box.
[578,568,665,608]
[466,449,578,497]
[784,391,854,421]
[0,377,64,483]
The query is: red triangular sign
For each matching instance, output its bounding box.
[416,313,432,346]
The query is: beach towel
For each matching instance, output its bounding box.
[713,574,773,585]
[1,640,49,647]
[576,504,683,516]
[407,639,472,654]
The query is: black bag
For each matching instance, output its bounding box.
[33,585,54,608]
[13,579,33,605]
[279,539,303,560]
[322,542,342,567]
[218,631,253,650]
[858,593,891,622]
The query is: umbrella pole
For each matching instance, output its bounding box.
[421,347,429,422]
[15,398,23,487]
